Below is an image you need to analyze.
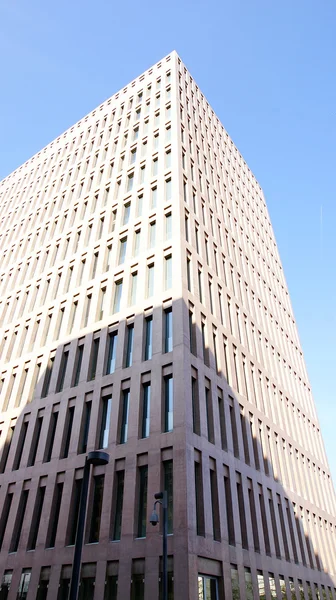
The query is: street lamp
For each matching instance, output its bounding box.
[69,450,109,600]
[149,491,168,600]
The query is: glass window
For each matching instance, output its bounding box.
[113,279,123,313]
[151,186,157,209]
[149,221,156,247]
[106,331,118,374]
[120,390,130,444]
[136,194,143,217]
[88,338,99,381]
[152,157,158,176]
[125,325,134,368]
[0,570,13,598]
[112,470,125,541]
[137,465,148,537]
[123,202,131,225]
[146,264,155,298]
[164,308,173,353]
[230,565,240,599]
[99,394,112,449]
[244,568,253,600]
[118,237,127,265]
[164,375,173,432]
[130,272,138,305]
[88,475,104,543]
[165,213,172,240]
[165,178,172,202]
[133,229,141,256]
[164,255,172,290]
[16,569,31,600]
[165,149,171,169]
[198,575,218,600]
[144,316,153,360]
[141,383,151,438]
[164,460,173,534]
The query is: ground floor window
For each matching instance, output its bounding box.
[198,575,218,600]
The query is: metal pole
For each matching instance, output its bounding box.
[162,490,168,600]
[69,457,91,600]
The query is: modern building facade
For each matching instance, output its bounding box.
[0,51,335,600]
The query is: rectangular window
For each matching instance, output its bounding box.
[27,416,43,467]
[125,324,134,368]
[141,383,151,439]
[56,349,69,392]
[119,389,130,444]
[27,485,46,550]
[9,489,29,552]
[68,478,83,545]
[163,459,173,534]
[83,294,91,328]
[210,468,220,541]
[165,178,172,202]
[99,394,112,449]
[164,375,173,432]
[46,481,64,548]
[133,229,141,256]
[112,470,125,541]
[149,221,156,247]
[144,316,153,360]
[41,356,54,398]
[137,465,148,538]
[195,461,205,536]
[78,399,92,454]
[164,307,173,353]
[123,201,131,225]
[164,255,172,290]
[16,569,31,599]
[118,237,127,265]
[88,338,100,380]
[231,565,240,599]
[165,213,172,240]
[130,272,138,306]
[43,411,58,463]
[151,186,157,209]
[61,406,75,459]
[146,264,155,298]
[106,331,118,374]
[113,279,123,313]
[88,475,104,543]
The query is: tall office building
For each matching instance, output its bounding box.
[0,51,335,600]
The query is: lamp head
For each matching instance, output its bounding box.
[150,510,159,526]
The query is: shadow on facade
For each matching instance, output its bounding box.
[0,298,335,600]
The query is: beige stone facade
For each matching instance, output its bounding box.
[0,51,335,599]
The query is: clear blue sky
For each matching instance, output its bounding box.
[1,1,335,482]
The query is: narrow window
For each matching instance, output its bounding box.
[125,324,134,368]
[73,344,84,386]
[88,475,104,543]
[61,406,75,459]
[118,237,127,265]
[119,390,130,444]
[164,307,173,353]
[106,332,118,374]
[56,349,69,392]
[27,485,46,550]
[165,213,172,240]
[144,316,153,360]
[43,411,58,463]
[210,468,221,541]
[163,459,173,534]
[99,394,112,449]
[78,399,92,454]
[194,461,205,536]
[113,279,123,313]
[141,383,151,439]
[130,272,138,305]
[41,356,54,398]
[137,465,148,538]
[88,338,100,381]
[146,264,155,298]
[9,489,29,552]
[164,255,172,290]
[112,470,125,541]
[27,416,43,467]
[164,375,173,432]
[46,482,64,548]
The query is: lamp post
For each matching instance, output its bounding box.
[69,450,109,600]
[150,490,168,600]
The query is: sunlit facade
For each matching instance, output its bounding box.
[0,51,335,599]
